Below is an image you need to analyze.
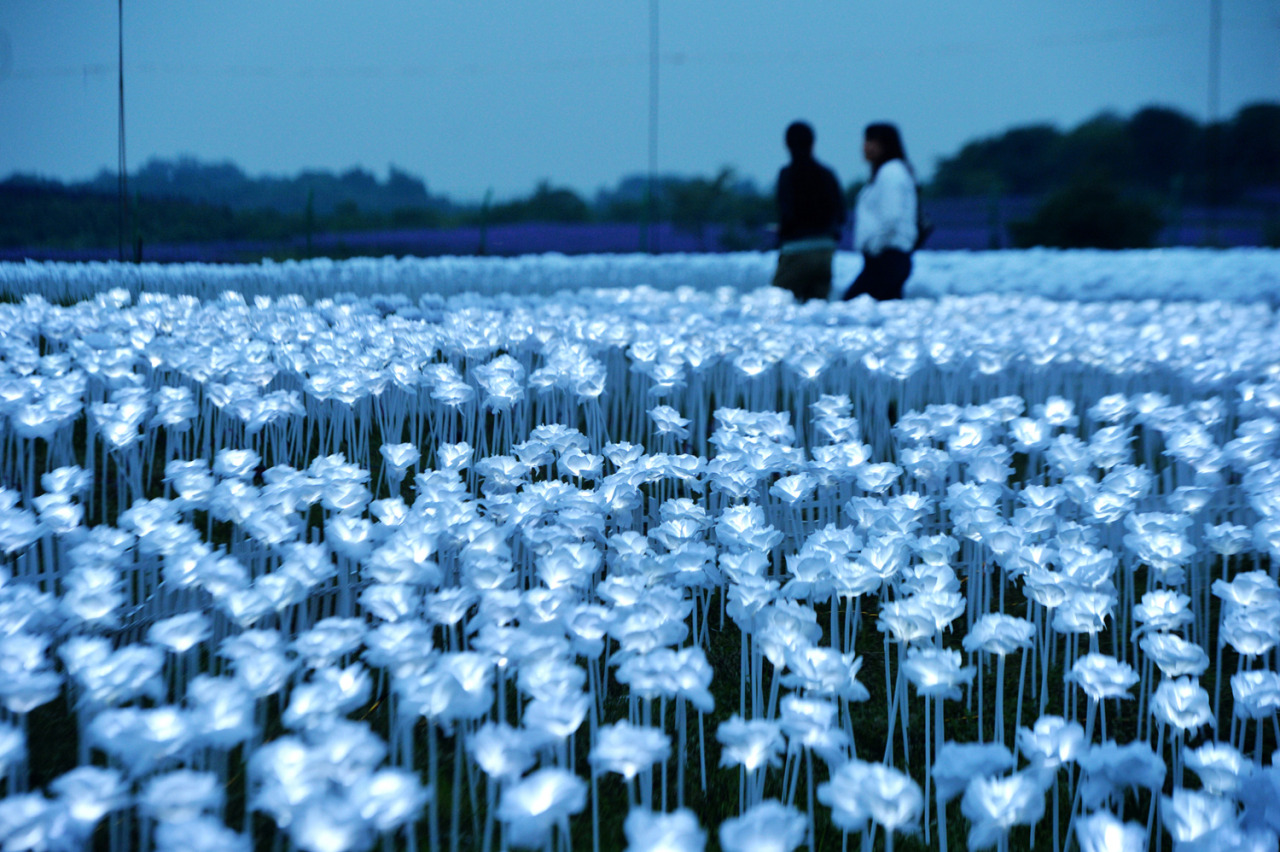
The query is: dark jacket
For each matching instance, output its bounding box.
[776,156,846,247]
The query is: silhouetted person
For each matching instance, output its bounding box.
[773,121,847,302]
[843,122,918,301]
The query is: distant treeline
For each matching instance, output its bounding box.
[3,101,1277,255]
[932,102,1280,202]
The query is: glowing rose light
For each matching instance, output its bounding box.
[717,800,807,852]
[1185,741,1251,797]
[153,816,251,852]
[932,742,1015,804]
[716,716,784,774]
[1017,716,1085,783]
[351,767,430,834]
[1067,654,1139,704]
[1231,669,1280,720]
[623,808,705,852]
[1139,632,1210,679]
[1151,677,1214,733]
[496,767,587,849]
[903,646,974,702]
[138,769,222,823]
[147,611,213,655]
[469,722,539,780]
[1077,740,1165,810]
[1132,589,1194,635]
[1161,788,1235,847]
[48,765,128,843]
[589,722,671,781]
[1074,810,1146,852]
[852,761,923,842]
[779,694,850,764]
[960,770,1048,851]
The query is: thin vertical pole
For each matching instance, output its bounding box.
[1206,0,1221,245]
[1208,0,1221,122]
[645,0,659,254]
[118,0,128,262]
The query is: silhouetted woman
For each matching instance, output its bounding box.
[842,123,917,301]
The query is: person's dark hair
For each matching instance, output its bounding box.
[785,121,815,158]
[865,122,911,178]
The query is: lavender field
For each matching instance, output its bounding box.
[0,250,1278,851]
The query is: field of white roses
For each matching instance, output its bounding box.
[0,251,1278,852]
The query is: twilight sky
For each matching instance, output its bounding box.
[3,1,1278,201]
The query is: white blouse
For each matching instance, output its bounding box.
[853,159,918,254]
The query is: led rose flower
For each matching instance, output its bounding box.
[779,695,850,764]
[468,722,539,780]
[1132,589,1193,635]
[1017,716,1085,785]
[779,645,870,702]
[716,716,784,774]
[1151,677,1214,733]
[589,722,670,781]
[960,770,1048,851]
[1077,740,1165,811]
[623,808,705,852]
[1139,632,1210,678]
[1204,522,1253,557]
[1186,741,1251,797]
[932,742,1015,803]
[1231,669,1280,720]
[963,613,1033,743]
[380,441,420,479]
[903,646,974,702]
[717,800,807,852]
[1074,810,1146,852]
[1067,654,1138,704]
[1161,789,1235,848]
[139,769,222,823]
[153,816,251,852]
[850,762,923,843]
[351,767,430,835]
[48,766,128,843]
[147,611,213,655]
[817,760,874,833]
[496,767,587,850]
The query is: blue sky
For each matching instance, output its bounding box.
[3,1,1278,201]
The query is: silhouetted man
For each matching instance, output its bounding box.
[773,121,847,302]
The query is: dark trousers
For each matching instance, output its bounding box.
[773,248,834,302]
[842,249,912,301]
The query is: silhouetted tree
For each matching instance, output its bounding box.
[1127,107,1199,194]
[1226,104,1280,193]
[932,125,1062,196]
[486,181,590,224]
[1059,113,1131,184]
[667,167,737,250]
[930,102,1278,206]
[1010,175,1162,249]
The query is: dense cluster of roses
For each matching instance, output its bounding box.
[2,248,1278,305]
[0,264,1277,851]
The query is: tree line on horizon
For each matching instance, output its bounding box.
[3,101,1278,255]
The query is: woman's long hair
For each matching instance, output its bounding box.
[866,122,913,179]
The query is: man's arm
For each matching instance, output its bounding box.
[828,169,847,237]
